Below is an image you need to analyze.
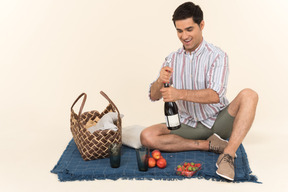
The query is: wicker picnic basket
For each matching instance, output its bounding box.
[70,91,122,161]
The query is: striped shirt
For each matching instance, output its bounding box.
[149,39,229,129]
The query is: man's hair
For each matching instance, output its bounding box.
[172,2,203,26]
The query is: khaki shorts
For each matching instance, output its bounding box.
[170,106,234,140]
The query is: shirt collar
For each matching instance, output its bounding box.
[178,38,206,56]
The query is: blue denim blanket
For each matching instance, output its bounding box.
[51,139,260,183]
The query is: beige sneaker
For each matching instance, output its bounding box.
[216,153,235,181]
[216,153,224,168]
[207,133,228,154]
[207,133,237,158]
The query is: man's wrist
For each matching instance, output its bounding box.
[156,78,165,88]
[178,89,188,100]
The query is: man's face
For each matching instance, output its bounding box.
[175,18,204,53]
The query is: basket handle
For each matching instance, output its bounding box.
[71,92,122,127]
[71,93,87,117]
[100,91,122,128]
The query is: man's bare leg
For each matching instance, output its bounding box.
[224,88,259,158]
[140,124,209,152]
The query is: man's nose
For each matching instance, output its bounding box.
[182,31,189,39]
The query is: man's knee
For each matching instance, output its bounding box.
[239,88,259,103]
[140,128,154,148]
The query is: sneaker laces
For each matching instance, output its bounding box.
[222,154,234,168]
[209,141,222,154]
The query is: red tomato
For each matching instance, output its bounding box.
[157,158,167,169]
[151,150,161,160]
[148,157,156,168]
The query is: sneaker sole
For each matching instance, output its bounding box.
[216,170,234,181]
[213,133,237,158]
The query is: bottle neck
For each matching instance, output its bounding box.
[164,83,170,88]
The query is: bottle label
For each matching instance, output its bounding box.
[165,114,180,127]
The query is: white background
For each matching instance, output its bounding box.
[0,0,287,191]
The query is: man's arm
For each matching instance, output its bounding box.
[150,66,173,101]
[152,66,220,103]
[150,78,164,101]
[160,87,220,104]
[179,88,220,103]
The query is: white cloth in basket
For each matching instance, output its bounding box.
[87,112,124,133]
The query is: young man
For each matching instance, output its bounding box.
[140,2,258,181]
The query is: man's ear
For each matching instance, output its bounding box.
[200,20,205,30]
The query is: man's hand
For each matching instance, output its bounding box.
[160,86,180,102]
[157,66,173,84]
[150,66,174,101]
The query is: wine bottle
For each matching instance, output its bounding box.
[164,83,181,130]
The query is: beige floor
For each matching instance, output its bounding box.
[0,120,286,192]
[1,0,287,191]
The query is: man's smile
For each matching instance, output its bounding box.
[183,39,192,44]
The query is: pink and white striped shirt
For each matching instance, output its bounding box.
[149,39,229,129]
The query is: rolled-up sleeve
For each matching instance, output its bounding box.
[206,53,229,98]
[148,64,163,102]
[148,55,173,102]
[148,80,160,102]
